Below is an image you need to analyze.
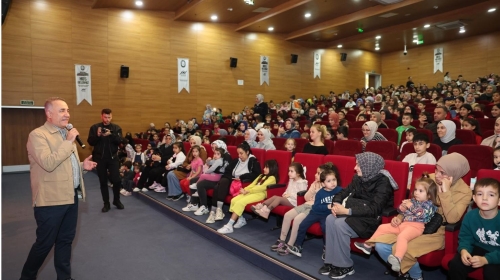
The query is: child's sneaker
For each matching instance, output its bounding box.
[206,211,216,223]
[388,254,401,272]
[120,189,126,195]
[251,203,264,212]
[182,203,199,212]
[194,205,209,216]
[154,186,166,193]
[217,224,233,234]
[123,191,132,196]
[255,205,270,219]
[171,193,185,201]
[354,242,372,255]
[277,243,289,256]
[186,195,191,203]
[271,239,285,252]
[287,245,302,257]
[215,208,225,221]
[141,188,149,192]
[133,187,140,192]
[148,182,159,190]
[192,192,199,197]
[189,183,197,190]
[233,217,247,228]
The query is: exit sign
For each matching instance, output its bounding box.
[20,100,35,106]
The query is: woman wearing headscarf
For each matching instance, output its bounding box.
[278,118,301,139]
[380,109,392,121]
[464,92,475,105]
[256,129,276,151]
[356,98,364,107]
[203,104,213,121]
[481,117,500,148]
[245,128,258,148]
[253,93,269,121]
[236,121,248,136]
[373,153,471,280]
[319,152,397,278]
[328,112,339,131]
[370,112,388,129]
[166,136,208,200]
[360,121,388,151]
[433,120,462,155]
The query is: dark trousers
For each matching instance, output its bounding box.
[295,212,327,247]
[448,245,500,280]
[194,180,218,207]
[20,193,78,280]
[96,156,121,203]
[211,177,231,207]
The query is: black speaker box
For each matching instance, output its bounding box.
[230,57,238,68]
[291,54,298,64]
[340,53,347,62]
[120,65,129,78]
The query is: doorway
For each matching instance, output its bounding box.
[365,72,382,89]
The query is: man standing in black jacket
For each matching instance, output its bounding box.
[88,108,124,212]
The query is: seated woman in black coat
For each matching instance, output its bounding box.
[433,120,462,156]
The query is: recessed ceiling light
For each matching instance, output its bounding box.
[268,27,274,31]
[304,13,311,18]
[488,8,497,12]
[211,15,218,20]
[459,27,466,33]
[375,35,381,39]
[413,39,418,43]
[413,35,418,38]
[135,1,143,6]
[424,24,431,28]
[337,44,342,48]
[375,47,380,51]
[412,27,417,30]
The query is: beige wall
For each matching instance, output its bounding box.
[381,31,500,87]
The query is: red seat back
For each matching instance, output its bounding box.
[293,153,324,185]
[455,129,476,145]
[483,129,494,139]
[476,169,500,181]
[332,140,362,157]
[265,150,292,185]
[477,118,496,133]
[272,137,287,151]
[294,138,309,153]
[385,119,399,129]
[202,143,213,158]
[226,146,238,159]
[324,140,335,154]
[351,121,366,128]
[235,136,245,146]
[183,142,191,153]
[378,128,398,144]
[133,138,150,150]
[209,134,221,143]
[347,128,363,140]
[324,155,356,187]
[345,114,356,122]
[448,145,494,177]
[365,141,398,160]
[225,135,237,146]
[385,160,409,204]
[472,111,484,118]
[416,129,433,142]
[410,164,436,192]
[250,148,266,170]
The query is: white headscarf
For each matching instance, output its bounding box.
[247,129,257,141]
[256,94,264,105]
[258,128,273,146]
[439,120,456,143]
[363,121,378,141]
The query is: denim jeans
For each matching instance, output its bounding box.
[374,243,422,278]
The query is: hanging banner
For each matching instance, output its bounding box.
[260,55,269,86]
[75,64,92,105]
[314,51,321,79]
[178,58,190,93]
[434,48,443,73]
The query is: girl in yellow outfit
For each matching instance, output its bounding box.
[217,160,280,234]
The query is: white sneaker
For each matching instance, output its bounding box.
[141,188,149,192]
[192,192,199,197]
[217,224,233,234]
[194,205,209,216]
[189,183,197,190]
[148,182,159,190]
[182,203,199,212]
[186,195,191,203]
[123,191,132,196]
[154,186,166,193]
[234,217,247,229]
[120,189,126,195]
[215,208,225,221]
[133,187,140,192]
[206,212,216,223]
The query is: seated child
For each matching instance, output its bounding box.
[132,144,145,166]
[252,162,308,219]
[448,178,500,279]
[336,126,348,141]
[494,147,500,170]
[278,165,342,258]
[132,163,141,188]
[179,145,204,201]
[355,174,439,272]
[119,161,134,196]
[396,113,415,146]
[154,142,186,193]
[462,118,482,145]
[300,132,309,140]
[216,160,279,234]
[284,138,296,160]
[399,128,416,153]
[402,133,436,189]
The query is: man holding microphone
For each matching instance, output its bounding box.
[21,97,97,280]
[87,108,124,212]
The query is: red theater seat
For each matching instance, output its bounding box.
[333,140,362,157]
[348,128,363,140]
[477,118,496,132]
[476,169,500,181]
[294,138,309,153]
[448,145,494,177]
[384,119,399,129]
[351,121,366,128]
[250,148,266,170]
[226,146,238,159]
[378,128,398,144]
[455,129,477,145]
[416,129,433,143]
[202,144,213,158]
[324,140,335,154]
[365,141,398,160]
[324,155,356,187]
[272,137,287,151]
[293,153,324,185]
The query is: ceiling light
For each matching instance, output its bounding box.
[459,26,466,33]
[135,1,143,6]
[304,13,311,18]
[488,8,496,12]
[375,47,380,51]
[424,24,430,28]
[375,35,381,39]
[412,27,417,30]
[244,0,254,5]
[413,39,418,43]
[413,35,418,38]
[268,27,274,31]
[211,15,218,20]
[337,44,342,48]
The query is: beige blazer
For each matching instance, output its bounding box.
[27,122,86,207]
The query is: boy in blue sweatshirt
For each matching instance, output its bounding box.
[287,169,343,257]
[448,178,500,279]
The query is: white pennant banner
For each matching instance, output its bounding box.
[314,51,321,79]
[178,58,190,93]
[260,55,269,86]
[434,48,443,74]
[75,64,92,105]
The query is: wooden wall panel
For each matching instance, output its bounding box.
[2,0,381,165]
[381,32,500,87]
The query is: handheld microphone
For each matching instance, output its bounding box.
[66,123,86,148]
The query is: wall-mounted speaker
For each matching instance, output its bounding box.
[340,53,347,62]
[120,65,129,78]
[230,57,238,68]
[291,54,298,64]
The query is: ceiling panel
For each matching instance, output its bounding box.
[93,0,187,11]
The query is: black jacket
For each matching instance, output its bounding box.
[254,102,269,120]
[433,137,462,153]
[222,156,261,182]
[158,143,174,165]
[332,173,393,238]
[88,122,123,160]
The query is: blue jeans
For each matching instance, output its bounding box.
[167,171,182,196]
[374,243,422,278]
